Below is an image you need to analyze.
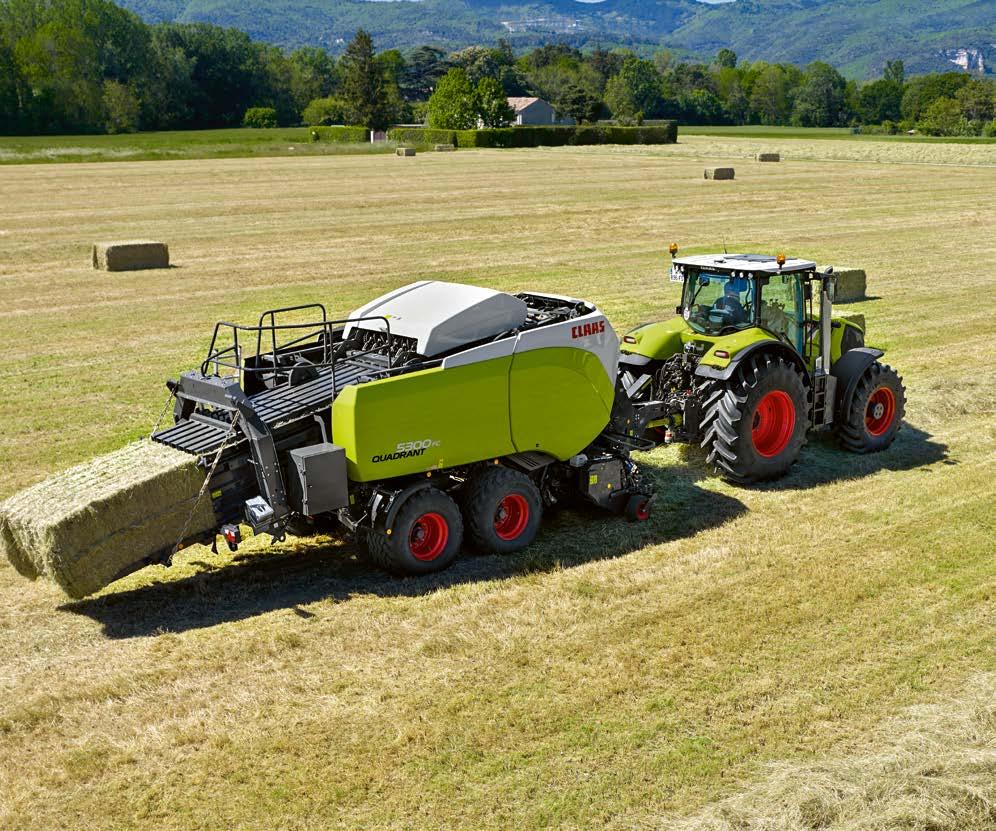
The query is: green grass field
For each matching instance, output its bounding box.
[2,125,991,167]
[0,137,993,830]
[0,127,393,165]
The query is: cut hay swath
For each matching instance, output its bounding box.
[0,440,216,598]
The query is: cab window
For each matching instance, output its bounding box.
[760,274,803,351]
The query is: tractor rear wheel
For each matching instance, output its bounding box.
[463,466,542,554]
[837,362,905,453]
[701,354,808,484]
[367,488,463,575]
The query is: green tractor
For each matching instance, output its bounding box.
[616,247,906,483]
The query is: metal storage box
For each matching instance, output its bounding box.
[287,443,349,516]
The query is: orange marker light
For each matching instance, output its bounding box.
[776,252,786,266]
[669,242,679,256]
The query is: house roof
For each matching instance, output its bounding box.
[506,97,545,113]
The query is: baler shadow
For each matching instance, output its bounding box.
[60,468,745,639]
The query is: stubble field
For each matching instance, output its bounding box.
[0,136,993,830]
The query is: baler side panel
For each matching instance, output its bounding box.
[508,347,615,460]
[332,357,516,482]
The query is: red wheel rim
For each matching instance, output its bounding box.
[751,390,796,458]
[635,501,650,521]
[408,512,448,561]
[494,494,529,541]
[865,386,896,436]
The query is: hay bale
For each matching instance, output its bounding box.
[834,312,865,331]
[434,144,455,152]
[396,147,416,157]
[704,167,735,180]
[0,441,217,598]
[756,152,780,162]
[831,267,867,303]
[93,240,169,271]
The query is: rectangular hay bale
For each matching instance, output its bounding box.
[756,152,780,162]
[396,147,416,157]
[704,167,735,180]
[93,240,169,271]
[0,441,217,598]
[434,144,455,152]
[831,267,867,303]
[833,312,865,331]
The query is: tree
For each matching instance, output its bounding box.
[401,45,448,100]
[243,106,277,128]
[883,59,905,86]
[715,48,737,70]
[750,65,789,125]
[901,72,970,121]
[917,96,967,136]
[102,79,139,132]
[560,81,602,124]
[302,96,348,125]
[289,47,336,115]
[604,74,640,125]
[606,55,662,121]
[858,78,902,124]
[474,76,513,127]
[340,29,390,130]
[955,79,995,124]
[792,61,847,127]
[425,67,476,129]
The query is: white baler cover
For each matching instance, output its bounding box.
[345,281,528,357]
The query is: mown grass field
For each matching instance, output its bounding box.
[0,138,993,830]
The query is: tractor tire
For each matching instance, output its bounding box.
[367,488,463,575]
[463,466,542,555]
[700,354,808,484]
[837,362,905,453]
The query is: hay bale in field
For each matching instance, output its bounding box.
[756,152,780,162]
[704,167,735,180]
[434,144,455,152]
[396,147,416,157]
[0,441,217,598]
[834,312,865,331]
[831,267,867,303]
[92,240,169,271]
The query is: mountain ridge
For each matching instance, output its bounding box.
[117,0,996,78]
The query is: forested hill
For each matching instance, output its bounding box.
[117,0,995,78]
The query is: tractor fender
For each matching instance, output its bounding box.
[694,340,809,384]
[377,480,438,532]
[831,347,884,419]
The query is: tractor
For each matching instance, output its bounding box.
[615,246,906,483]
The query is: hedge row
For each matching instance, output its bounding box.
[387,127,458,146]
[309,126,369,143]
[309,123,679,147]
[455,124,678,148]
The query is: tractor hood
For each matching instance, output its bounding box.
[345,280,528,357]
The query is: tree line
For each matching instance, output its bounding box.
[2,0,994,137]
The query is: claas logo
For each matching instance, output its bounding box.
[571,320,606,340]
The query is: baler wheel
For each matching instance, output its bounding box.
[463,466,542,554]
[367,488,463,575]
[837,362,905,453]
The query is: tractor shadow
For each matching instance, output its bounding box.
[757,423,949,491]
[60,466,745,639]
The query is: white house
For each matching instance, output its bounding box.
[506,97,575,126]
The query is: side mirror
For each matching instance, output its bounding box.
[826,278,836,304]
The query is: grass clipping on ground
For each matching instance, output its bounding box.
[667,674,996,831]
[0,440,216,598]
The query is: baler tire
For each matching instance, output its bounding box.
[837,362,905,453]
[366,488,463,575]
[463,466,542,555]
[700,354,808,484]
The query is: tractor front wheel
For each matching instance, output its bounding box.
[367,488,463,575]
[701,354,809,484]
[837,362,905,453]
[463,466,543,554]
